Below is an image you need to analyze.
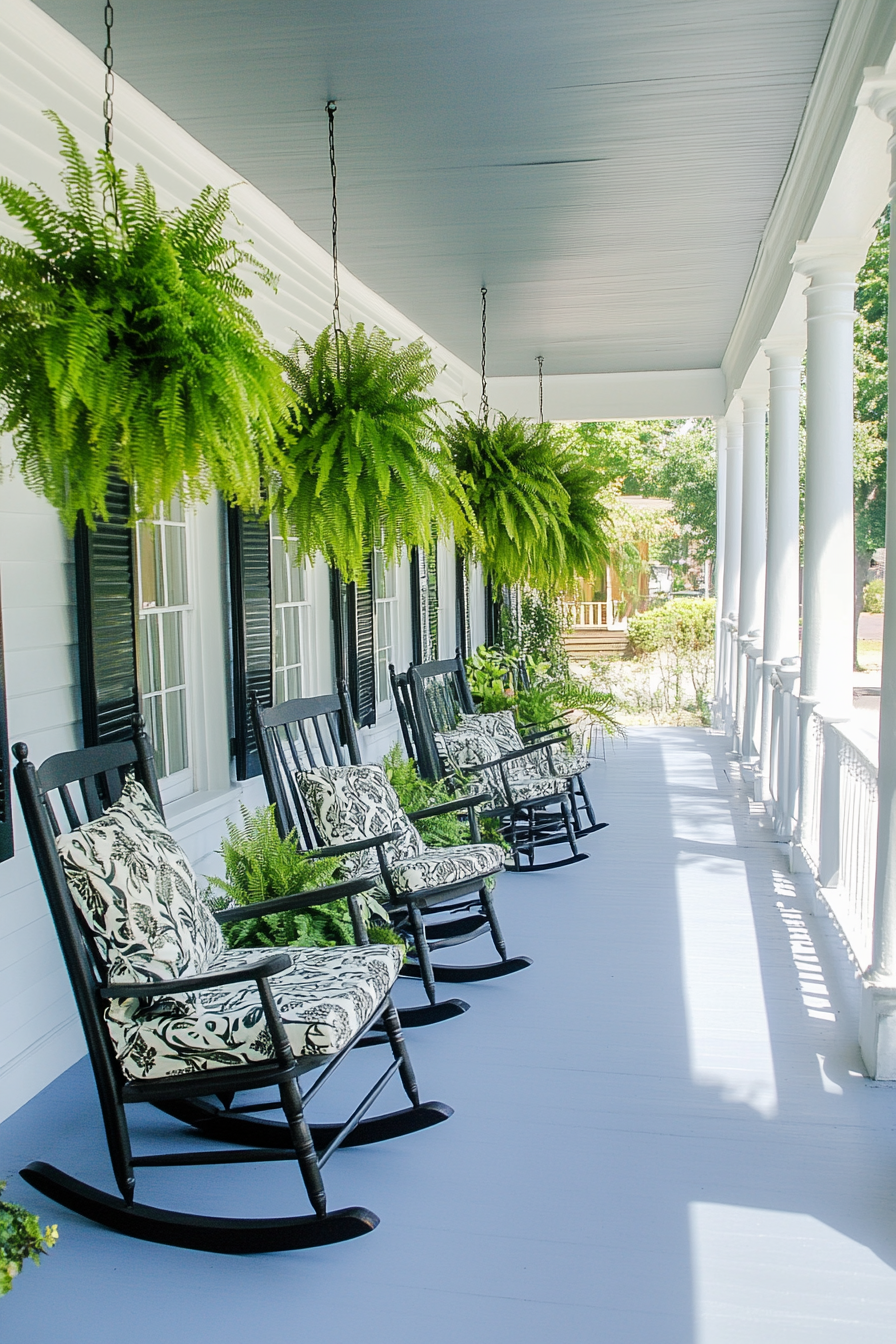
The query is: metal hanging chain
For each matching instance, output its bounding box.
[479,285,489,424]
[101,2,117,223]
[536,354,544,423]
[327,100,342,350]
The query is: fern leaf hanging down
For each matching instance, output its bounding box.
[273,323,475,582]
[447,410,570,589]
[0,113,292,530]
[448,411,611,590]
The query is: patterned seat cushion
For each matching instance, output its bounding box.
[56,775,225,982]
[298,764,425,880]
[389,842,504,895]
[107,942,401,1081]
[434,728,566,807]
[299,764,503,897]
[457,710,590,780]
[55,776,401,1081]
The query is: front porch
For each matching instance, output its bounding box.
[4,728,896,1343]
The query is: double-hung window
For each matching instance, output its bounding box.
[271,525,311,703]
[136,499,191,791]
[373,548,398,706]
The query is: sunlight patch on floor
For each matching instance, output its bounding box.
[677,853,778,1117]
[690,1202,896,1343]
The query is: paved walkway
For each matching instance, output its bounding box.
[3,728,896,1342]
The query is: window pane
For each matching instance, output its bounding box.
[271,534,289,605]
[164,525,188,607]
[283,607,300,669]
[373,550,385,599]
[288,544,306,602]
[376,650,388,705]
[286,664,302,701]
[166,688,188,774]
[274,608,286,670]
[144,694,165,778]
[138,615,161,694]
[162,611,185,688]
[275,668,286,705]
[138,523,161,610]
[383,560,396,599]
[166,495,184,524]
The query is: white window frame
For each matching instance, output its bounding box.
[373,548,398,708]
[135,500,193,804]
[271,524,312,704]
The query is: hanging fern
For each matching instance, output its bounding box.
[0,113,292,530]
[544,449,610,587]
[273,323,475,582]
[447,411,571,589]
[448,412,610,591]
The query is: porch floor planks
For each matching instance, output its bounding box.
[3,727,896,1341]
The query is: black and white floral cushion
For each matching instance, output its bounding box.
[55,776,401,1081]
[434,727,566,807]
[457,710,590,779]
[299,764,504,896]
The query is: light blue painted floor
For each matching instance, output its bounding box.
[4,728,896,1343]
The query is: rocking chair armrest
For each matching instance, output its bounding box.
[214,876,377,924]
[521,725,568,743]
[311,830,402,859]
[407,793,489,820]
[100,953,292,1000]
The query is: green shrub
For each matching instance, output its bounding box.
[864,577,885,614]
[628,598,715,656]
[382,743,469,847]
[0,1182,57,1296]
[206,805,390,949]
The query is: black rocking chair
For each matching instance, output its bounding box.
[404,656,595,872]
[251,685,531,1024]
[12,723,450,1254]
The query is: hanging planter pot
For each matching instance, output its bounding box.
[273,322,475,583]
[0,114,292,530]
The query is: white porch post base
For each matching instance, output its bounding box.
[860,981,896,1078]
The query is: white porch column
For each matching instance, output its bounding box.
[720,399,743,735]
[736,389,768,759]
[793,240,865,719]
[858,77,896,1076]
[792,237,866,888]
[712,417,727,727]
[756,345,803,799]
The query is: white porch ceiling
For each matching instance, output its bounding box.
[33,0,839,380]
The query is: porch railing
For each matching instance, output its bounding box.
[564,600,627,630]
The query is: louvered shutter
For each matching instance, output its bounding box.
[227,508,273,780]
[0,580,11,862]
[331,558,376,728]
[410,548,425,664]
[426,543,439,659]
[74,477,140,746]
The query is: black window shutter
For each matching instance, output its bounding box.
[0,578,12,862]
[332,558,376,728]
[74,477,140,747]
[410,548,424,664]
[227,507,273,780]
[426,543,439,660]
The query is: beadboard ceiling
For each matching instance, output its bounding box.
[33,0,837,378]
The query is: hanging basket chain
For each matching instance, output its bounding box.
[536,354,544,423]
[101,1,117,224]
[326,99,343,377]
[479,285,489,424]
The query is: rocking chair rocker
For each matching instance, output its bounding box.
[12,723,451,1253]
[251,686,531,1021]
